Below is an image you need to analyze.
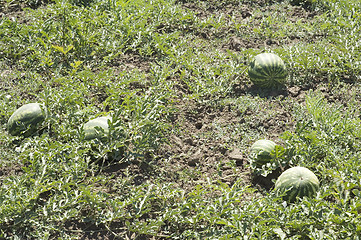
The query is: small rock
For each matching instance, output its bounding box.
[187,149,202,166]
[228,149,244,166]
[228,149,243,161]
[288,86,301,97]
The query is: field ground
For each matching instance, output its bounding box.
[1,0,361,239]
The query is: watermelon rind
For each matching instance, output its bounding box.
[7,103,45,136]
[250,139,277,167]
[275,166,319,202]
[248,53,287,88]
[83,116,112,140]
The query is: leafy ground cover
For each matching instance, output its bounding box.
[1,0,361,239]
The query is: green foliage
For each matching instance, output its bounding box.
[1,0,361,239]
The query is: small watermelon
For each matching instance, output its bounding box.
[248,53,287,88]
[7,103,45,136]
[83,116,112,140]
[250,139,277,167]
[275,166,320,202]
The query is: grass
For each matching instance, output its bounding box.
[1,0,361,239]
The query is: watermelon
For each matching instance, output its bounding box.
[83,116,112,140]
[250,139,277,167]
[275,166,319,202]
[7,103,45,136]
[248,53,287,88]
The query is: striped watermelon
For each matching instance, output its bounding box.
[83,116,112,140]
[275,166,319,202]
[248,53,287,88]
[7,103,45,136]
[250,139,276,167]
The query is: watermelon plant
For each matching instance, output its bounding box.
[249,139,277,167]
[275,166,320,202]
[7,102,45,137]
[248,53,287,88]
[83,116,112,141]
[2,0,361,238]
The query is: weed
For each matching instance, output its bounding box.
[1,0,361,239]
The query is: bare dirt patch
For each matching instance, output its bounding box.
[158,99,249,187]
